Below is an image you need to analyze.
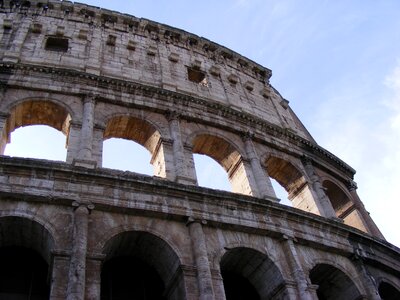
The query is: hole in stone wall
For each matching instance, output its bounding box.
[194,154,231,191]
[102,138,153,175]
[4,125,67,161]
[45,36,68,52]
[187,67,208,85]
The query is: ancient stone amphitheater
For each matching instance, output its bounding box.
[0,1,399,299]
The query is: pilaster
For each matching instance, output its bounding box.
[66,202,94,300]
[73,94,97,168]
[348,181,384,238]
[0,112,9,154]
[187,217,215,300]
[49,251,70,300]
[280,234,314,300]
[302,157,337,218]
[85,254,104,300]
[243,133,277,200]
[167,111,197,184]
[352,249,381,300]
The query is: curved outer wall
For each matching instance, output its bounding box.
[0,1,399,299]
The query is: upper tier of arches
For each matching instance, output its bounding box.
[0,90,383,238]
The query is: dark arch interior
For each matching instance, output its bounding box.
[101,231,183,300]
[379,281,400,300]
[0,246,50,300]
[221,270,260,300]
[220,247,287,299]
[309,264,361,300]
[101,256,166,300]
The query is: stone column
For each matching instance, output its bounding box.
[302,157,337,218]
[187,217,215,300]
[49,252,70,300]
[167,111,197,184]
[348,181,384,239]
[0,112,9,154]
[73,94,96,168]
[66,202,93,300]
[280,235,314,300]
[352,250,381,300]
[243,133,277,200]
[66,121,81,164]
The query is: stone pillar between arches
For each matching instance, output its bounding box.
[66,121,81,164]
[0,112,9,155]
[280,235,314,300]
[348,181,384,239]
[302,158,337,218]
[66,202,93,300]
[243,136,277,200]
[187,218,215,300]
[49,252,70,300]
[73,95,97,169]
[85,256,103,300]
[167,111,198,184]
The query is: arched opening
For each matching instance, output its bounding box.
[101,231,185,300]
[322,180,367,232]
[192,134,254,195]
[193,154,230,191]
[309,263,361,300]
[322,181,352,218]
[1,100,71,160]
[378,281,400,300]
[0,216,55,299]
[4,125,67,161]
[220,247,288,299]
[264,156,317,212]
[0,246,50,299]
[103,138,152,175]
[103,116,165,177]
[270,178,292,207]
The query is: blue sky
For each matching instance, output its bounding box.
[5,1,400,248]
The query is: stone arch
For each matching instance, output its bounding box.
[220,246,289,299]
[322,179,353,218]
[188,131,255,195]
[261,154,323,213]
[0,215,56,299]
[0,210,59,260]
[308,263,363,300]
[321,179,369,231]
[1,98,72,156]
[100,230,186,299]
[378,280,400,300]
[103,114,169,177]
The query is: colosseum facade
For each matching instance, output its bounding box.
[0,1,399,299]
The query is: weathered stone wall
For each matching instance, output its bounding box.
[0,1,398,299]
